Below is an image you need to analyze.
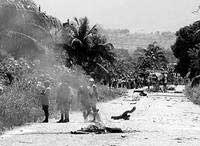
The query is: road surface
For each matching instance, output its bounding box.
[1,89,200,146]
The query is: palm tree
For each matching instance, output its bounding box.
[62,17,116,75]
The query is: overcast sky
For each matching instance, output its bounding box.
[34,0,200,33]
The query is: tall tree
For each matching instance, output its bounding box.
[62,17,116,76]
[135,42,168,71]
[171,20,200,79]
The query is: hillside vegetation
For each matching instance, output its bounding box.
[105,29,176,54]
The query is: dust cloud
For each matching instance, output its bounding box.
[0,0,91,110]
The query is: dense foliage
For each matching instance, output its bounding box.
[61,17,116,80]
[113,54,135,79]
[172,20,200,79]
[134,42,168,71]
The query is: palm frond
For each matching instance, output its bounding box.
[188,48,199,58]
[71,38,83,48]
[86,24,97,36]
[96,63,109,74]
[78,17,89,39]
[63,23,79,37]
[74,17,79,26]
[193,29,200,42]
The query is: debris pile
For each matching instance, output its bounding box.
[71,123,123,134]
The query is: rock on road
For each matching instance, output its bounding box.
[1,89,200,146]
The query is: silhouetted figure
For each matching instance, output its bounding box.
[39,5,41,12]
[147,76,151,91]
[162,73,168,92]
[38,81,51,123]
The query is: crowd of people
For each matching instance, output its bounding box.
[105,72,184,92]
[37,78,100,123]
[33,71,185,123]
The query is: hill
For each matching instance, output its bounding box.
[0,0,62,59]
[104,29,176,54]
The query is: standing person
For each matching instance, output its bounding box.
[39,80,51,123]
[77,85,91,122]
[88,78,100,122]
[151,74,158,92]
[163,73,168,93]
[147,75,151,92]
[56,82,72,123]
[78,78,100,122]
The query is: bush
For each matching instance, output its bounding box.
[185,84,200,104]
[0,57,58,131]
[0,80,42,131]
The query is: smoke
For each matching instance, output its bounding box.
[0,0,56,59]
[0,1,94,111]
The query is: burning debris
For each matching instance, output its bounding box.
[71,123,123,134]
[111,106,136,120]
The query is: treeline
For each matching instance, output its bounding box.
[172,20,200,79]
[105,29,176,54]
[171,15,200,105]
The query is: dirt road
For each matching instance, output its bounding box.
[1,89,200,146]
